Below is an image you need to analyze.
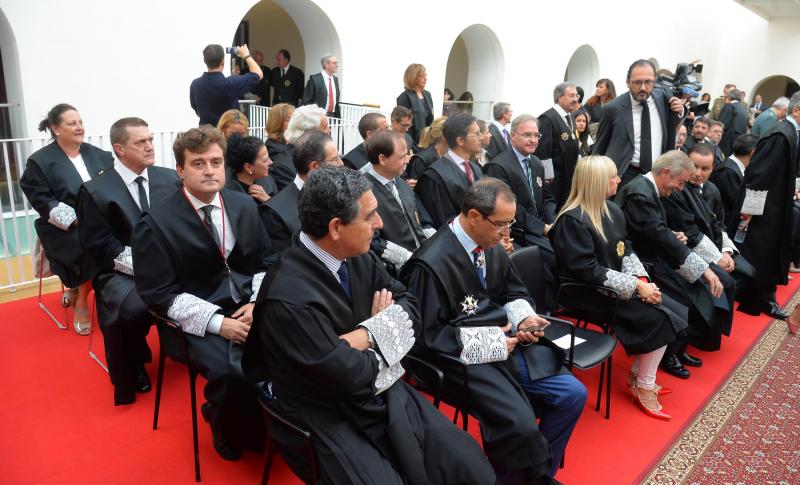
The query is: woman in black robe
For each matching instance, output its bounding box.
[224,134,274,230]
[407,116,448,180]
[264,103,296,191]
[396,63,434,144]
[551,155,687,420]
[20,103,113,334]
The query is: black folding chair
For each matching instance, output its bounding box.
[259,396,318,485]
[509,246,549,314]
[401,354,445,409]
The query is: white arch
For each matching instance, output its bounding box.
[564,44,600,95]
[447,24,506,103]
[0,7,25,137]
[751,74,799,105]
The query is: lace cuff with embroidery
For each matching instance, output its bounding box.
[250,271,266,303]
[676,252,708,283]
[603,269,638,300]
[621,253,648,278]
[741,189,767,216]
[358,304,414,366]
[422,227,436,239]
[503,299,536,333]
[381,241,413,269]
[721,232,737,254]
[692,235,723,265]
[368,349,405,395]
[458,326,509,365]
[113,246,133,276]
[166,293,222,337]
[48,202,76,231]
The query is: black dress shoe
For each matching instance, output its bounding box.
[114,387,136,406]
[678,352,703,368]
[660,355,690,379]
[201,402,242,461]
[136,365,151,393]
[765,301,790,320]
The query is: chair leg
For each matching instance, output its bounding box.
[452,408,459,425]
[87,294,109,373]
[560,452,565,469]
[462,409,469,432]
[189,369,201,482]
[595,361,605,412]
[37,266,67,329]
[153,350,167,430]
[261,440,275,485]
[605,356,613,420]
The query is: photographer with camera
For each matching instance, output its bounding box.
[594,59,687,187]
[190,44,263,126]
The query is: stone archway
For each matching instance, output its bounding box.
[751,74,799,105]
[0,7,24,138]
[444,24,505,120]
[564,44,600,99]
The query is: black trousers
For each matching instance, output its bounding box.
[98,289,152,394]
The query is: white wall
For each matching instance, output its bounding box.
[0,0,798,139]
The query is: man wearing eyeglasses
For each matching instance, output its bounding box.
[403,178,586,483]
[594,59,686,186]
[485,114,558,311]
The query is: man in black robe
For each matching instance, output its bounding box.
[486,102,512,161]
[264,131,343,253]
[343,112,388,170]
[415,113,484,227]
[247,167,495,484]
[78,117,181,406]
[403,178,586,483]
[729,93,800,320]
[132,126,274,460]
[681,117,709,154]
[363,130,434,274]
[484,114,558,311]
[717,89,750,158]
[710,134,757,230]
[615,150,732,379]
[534,83,579,208]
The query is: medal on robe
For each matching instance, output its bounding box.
[560,132,569,141]
[475,251,485,269]
[536,176,543,187]
[284,79,291,87]
[461,295,478,316]
[617,241,625,258]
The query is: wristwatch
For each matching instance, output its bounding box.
[366,329,376,349]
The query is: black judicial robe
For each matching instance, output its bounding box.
[535,108,579,208]
[709,157,744,230]
[485,123,509,161]
[407,144,439,181]
[396,89,434,144]
[415,155,483,228]
[20,142,113,287]
[250,244,495,485]
[264,181,300,253]
[224,170,280,244]
[343,142,369,170]
[402,228,565,474]
[265,139,295,191]
[718,102,749,157]
[552,203,685,355]
[615,175,730,351]
[731,120,800,290]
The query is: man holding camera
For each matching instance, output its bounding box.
[190,44,263,126]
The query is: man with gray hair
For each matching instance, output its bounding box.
[486,101,513,160]
[730,91,800,322]
[247,166,495,484]
[535,82,580,208]
[718,89,749,157]
[302,53,340,118]
[751,96,790,137]
[616,150,732,379]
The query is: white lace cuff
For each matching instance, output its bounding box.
[603,269,638,300]
[250,271,266,302]
[113,246,133,276]
[422,227,436,239]
[503,299,536,333]
[721,232,737,254]
[48,202,76,231]
[358,304,414,366]
[692,235,723,264]
[676,252,708,283]
[741,189,767,215]
[458,326,509,365]
[381,241,413,269]
[166,293,222,337]
[369,349,405,395]
[621,253,648,277]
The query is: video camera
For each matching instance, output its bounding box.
[655,63,703,99]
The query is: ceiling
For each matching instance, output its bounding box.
[734,0,800,20]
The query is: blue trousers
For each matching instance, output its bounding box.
[516,352,587,477]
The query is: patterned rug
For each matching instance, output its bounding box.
[642,295,800,484]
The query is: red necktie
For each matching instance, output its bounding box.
[463,161,474,185]
[327,76,334,113]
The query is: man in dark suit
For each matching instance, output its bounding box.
[718,90,750,157]
[710,133,757,229]
[303,54,340,118]
[265,131,344,253]
[594,59,686,187]
[77,117,181,406]
[486,102,512,161]
[484,114,558,311]
[343,112,388,170]
[535,83,580,208]
[390,106,418,156]
[682,117,709,153]
[268,49,304,107]
[751,94,765,117]
[706,120,726,166]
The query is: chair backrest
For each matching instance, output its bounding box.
[509,246,545,310]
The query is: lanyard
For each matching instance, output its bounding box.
[182,189,226,261]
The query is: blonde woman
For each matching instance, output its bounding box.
[265,103,295,190]
[216,109,249,139]
[551,155,687,420]
[408,116,448,180]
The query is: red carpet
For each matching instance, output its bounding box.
[1,278,797,484]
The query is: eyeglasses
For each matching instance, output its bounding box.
[482,214,515,233]
[518,132,542,140]
[630,80,655,87]
[466,130,483,138]
[323,154,342,163]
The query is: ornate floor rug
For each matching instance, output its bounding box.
[642,294,800,484]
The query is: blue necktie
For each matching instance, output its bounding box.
[337,261,352,299]
[472,248,486,290]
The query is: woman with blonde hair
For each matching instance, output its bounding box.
[265,103,295,190]
[216,109,249,139]
[396,63,434,144]
[551,155,687,420]
[408,116,448,180]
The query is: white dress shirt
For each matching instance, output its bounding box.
[114,159,149,209]
[630,94,663,168]
[446,149,470,174]
[299,231,344,283]
[293,174,305,191]
[69,153,91,182]
[729,155,746,176]
[449,216,485,279]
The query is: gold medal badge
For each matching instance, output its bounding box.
[461,295,478,316]
[560,132,569,141]
[284,79,291,87]
[616,241,625,258]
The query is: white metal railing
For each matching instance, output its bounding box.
[247,105,361,156]
[339,103,389,123]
